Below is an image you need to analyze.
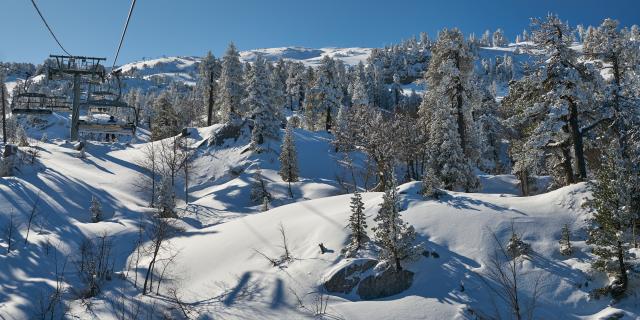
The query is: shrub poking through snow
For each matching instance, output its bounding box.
[16,125,29,147]
[254,223,294,267]
[76,234,114,299]
[89,195,102,223]
[559,224,572,256]
[507,229,530,258]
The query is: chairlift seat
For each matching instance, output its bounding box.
[11,108,53,115]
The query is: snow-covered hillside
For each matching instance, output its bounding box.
[240,47,372,66]
[1,116,638,319]
[112,47,372,91]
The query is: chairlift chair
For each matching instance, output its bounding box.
[78,98,137,136]
[10,92,52,115]
[47,95,72,112]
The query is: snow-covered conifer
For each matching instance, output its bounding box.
[303,56,342,131]
[199,51,221,126]
[285,62,307,111]
[586,148,635,297]
[218,42,245,122]
[421,167,442,199]
[492,28,507,47]
[504,14,603,186]
[418,28,480,191]
[151,91,180,141]
[244,57,280,147]
[348,189,368,252]
[559,224,572,256]
[250,169,270,204]
[278,122,299,198]
[373,177,419,271]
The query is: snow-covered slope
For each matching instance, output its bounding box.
[2,118,638,319]
[240,46,372,66]
[112,47,372,91]
[125,182,638,319]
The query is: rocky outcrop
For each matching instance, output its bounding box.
[356,268,414,300]
[323,258,415,300]
[323,259,377,294]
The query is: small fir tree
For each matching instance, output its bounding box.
[348,189,368,252]
[586,150,635,297]
[373,177,419,271]
[278,122,299,198]
[250,169,270,204]
[559,224,572,256]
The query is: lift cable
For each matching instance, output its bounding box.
[112,0,137,70]
[29,0,72,56]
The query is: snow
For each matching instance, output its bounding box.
[2,116,638,319]
[239,47,372,67]
[2,41,639,319]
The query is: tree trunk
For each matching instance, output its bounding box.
[142,244,160,295]
[519,170,530,196]
[1,84,6,144]
[325,106,332,132]
[207,72,214,126]
[453,52,467,154]
[617,240,628,292]
[567,99,587,181]
[561,146,575,185]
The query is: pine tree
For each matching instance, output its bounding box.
[418,28,480,192]
[285,62,307,111]
[244,57,280,147]
[199,51,221,126]
[373,177,419,271]
[350,64,370,108]
[588,19,640,172]
[348,189,368,252]
[421,167,442,198]
[269,63,286,118]
[279,122,299,198]
[90,195,102,223]
[250,169,270,204]
[586,148,635,297]
[559,224,572,256]
[1,72,8,144]
[151,91,180,141]
[492,28,507,47]
[504,14,603,186]
[218,42,245,122]
[303,56,342,131]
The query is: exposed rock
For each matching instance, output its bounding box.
[356,268,414,300]
[323,259,377,294]
[207,120,247,147]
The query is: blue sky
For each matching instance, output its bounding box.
[1,0,639,64]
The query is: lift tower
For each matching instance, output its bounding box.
[47,55,106,140]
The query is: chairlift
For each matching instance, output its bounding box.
[10,92,52,115]
[78,98,137,137]
[46,95,72,112]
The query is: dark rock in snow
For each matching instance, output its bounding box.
[357,268,414,300]
[323,259,377,294]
